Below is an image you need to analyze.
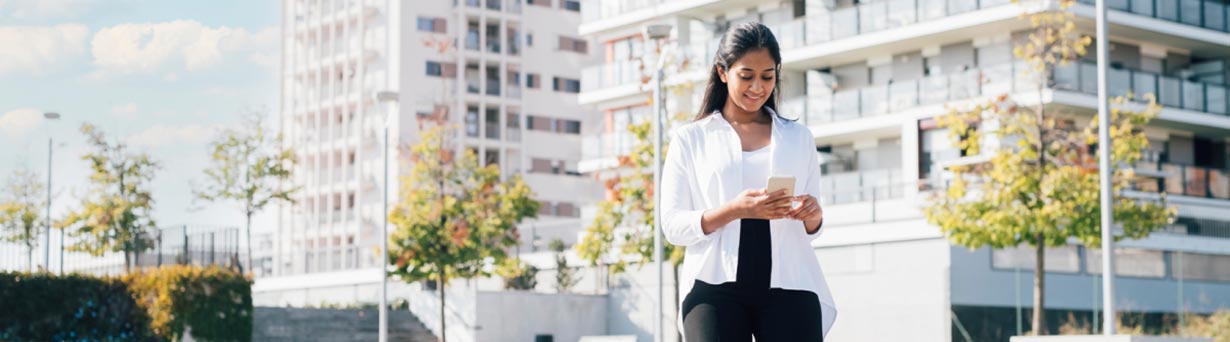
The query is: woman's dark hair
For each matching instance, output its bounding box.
[695,22,784,121]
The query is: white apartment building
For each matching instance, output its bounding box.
[258,0,603,309]
[579,0,1230,341]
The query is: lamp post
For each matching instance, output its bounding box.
[1095,0,1116,335]
[43,112,60,273]
[644,23,672,342]
[375,90,399,342]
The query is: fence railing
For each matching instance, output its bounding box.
[1076,0,1230,32]
[1132,162,1230,199]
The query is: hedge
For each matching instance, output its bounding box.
[0,265,251,342]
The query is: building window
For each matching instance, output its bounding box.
[557,119,581,135]
[416,17,446,34]
[561,0,580,12]
[466,106,480,137]
[526,73,541,89]
[552,77,580,93]
[558,36,588,54]
[527,33,533,47]
[528,0,550,7]
[426,61,443,77]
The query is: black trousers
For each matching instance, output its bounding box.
[681,218,824,342]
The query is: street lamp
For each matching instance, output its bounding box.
[374,90,398,342]
[43,112,60,273]
[644,23,671,342]
[1094,0,1116,335]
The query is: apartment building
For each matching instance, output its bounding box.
[579,0,1230,341]
[260,0,603,307]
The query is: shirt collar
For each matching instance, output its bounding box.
[702,106,785,130]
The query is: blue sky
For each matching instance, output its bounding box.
[0,0,283,236]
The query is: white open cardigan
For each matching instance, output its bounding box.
[661,107,836,338]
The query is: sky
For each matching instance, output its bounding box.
[0,0,283,241]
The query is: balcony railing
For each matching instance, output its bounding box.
[581,38,715,94]
[770,0,1014,50]
[508,0,521,13]
[1133,162,1230,199]
[486,0,501,11]
[1054,62,1229,116]
[581,60,643,92]
[582,0,662,24]
[783,61,1230,126]
[1076,0,1229,32]
[820,168,906,205]
[581,132,636,162]
[486,79,501,96]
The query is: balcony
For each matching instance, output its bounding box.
[581,61,643,93]
[1133,162,1230,200]
[485,79,501,97]
[784,61,1230,127]
[581,0,661,24]
[508,0,521,13]
[578,132,637,173]
[486,0,502,11]
[1053,62,1229,116]
[769,0,1015,51]
[1076,0,1229,33]
[820,168,906,205]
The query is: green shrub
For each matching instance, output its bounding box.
[125,265,252,342]
[0,272,154,341]
[0,265,251,342]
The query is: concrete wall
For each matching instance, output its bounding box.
[475,291,607,342]
[819,237,953,342]
[950,243,1230,314]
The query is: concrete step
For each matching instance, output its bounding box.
[254,307,438,342]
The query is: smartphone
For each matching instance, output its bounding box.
[766,175,796,197]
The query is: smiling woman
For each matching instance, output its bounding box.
[661,22,836,342]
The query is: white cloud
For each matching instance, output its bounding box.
[110,103,137,117]
[90,21,278,77]
[0,0,95,20]
[0,108,43,137]
[0,24,90,76]
[126,123,223,148]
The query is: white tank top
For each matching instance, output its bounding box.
[742,145,771,190]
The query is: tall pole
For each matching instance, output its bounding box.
[381,110,389,342]
[653,63,664,342]
[1095,0,1116,335]
[46,136,52,272]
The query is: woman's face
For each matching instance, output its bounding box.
[718,48,777,114]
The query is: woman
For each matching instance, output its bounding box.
[661,22,836,341]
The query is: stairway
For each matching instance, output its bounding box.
[254,307,438,342]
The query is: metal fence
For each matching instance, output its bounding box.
[0,225,246,277]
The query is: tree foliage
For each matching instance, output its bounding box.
[549,238,579,293]
[0,170,47,271]
[59,123,160,272]
[194,114,298,273]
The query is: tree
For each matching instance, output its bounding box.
[194,114,298,273]
[60,123,161,273]
[925,2,1172,334]
[495,258,539,291]
[0,170,47,271]
[387,123,539,342]
[549,238,579,293]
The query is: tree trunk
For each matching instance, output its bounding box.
[673,263,682,342]
[439,268,447,342]
[1033,234,1047,335]
[246,212,253,275]
[27,245,33,272]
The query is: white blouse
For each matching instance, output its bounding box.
[661,107,836,337]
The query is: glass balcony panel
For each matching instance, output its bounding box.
[1180,0,1203,27]
[1157,1,1180,21]
[833,90,861,121]
[1159,76,1182,107]
[920,0,946,21]
[1108,68,1132,98]
[1129,0,1153,16]
[1187,166,1209,197]
[1132,72,1157,102]
[889,80,918,112]
[982,64,1014,95]
[1211,169,1230,199]
[1079,63,1098,94]
[1183,81,1205,112]
[948,0,976,14]
[921,74,949,105]
[861,86,889,116]
[1054,63,1080,91]
[1206,1,1227,31]
[1207,84,1227,115]
[860,2,889,34]
[805,15,832,44]
[807,94,833,124]
[949,69,980,100]
[1163,164,1184,195]
[832,7,859,40]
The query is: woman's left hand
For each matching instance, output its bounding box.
[788,195,823,230]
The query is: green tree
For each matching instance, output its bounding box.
[193,114,298,273]
[549,238,579,293]
[926,2,1172,334]
[59,123,161,273]
[495,258,539,291]
[387,123,539,342]
[0,169,47,271]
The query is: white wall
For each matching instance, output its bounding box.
[820,237,953,342]
[476,291,608,342]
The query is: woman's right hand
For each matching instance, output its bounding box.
[729,188,794,220]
